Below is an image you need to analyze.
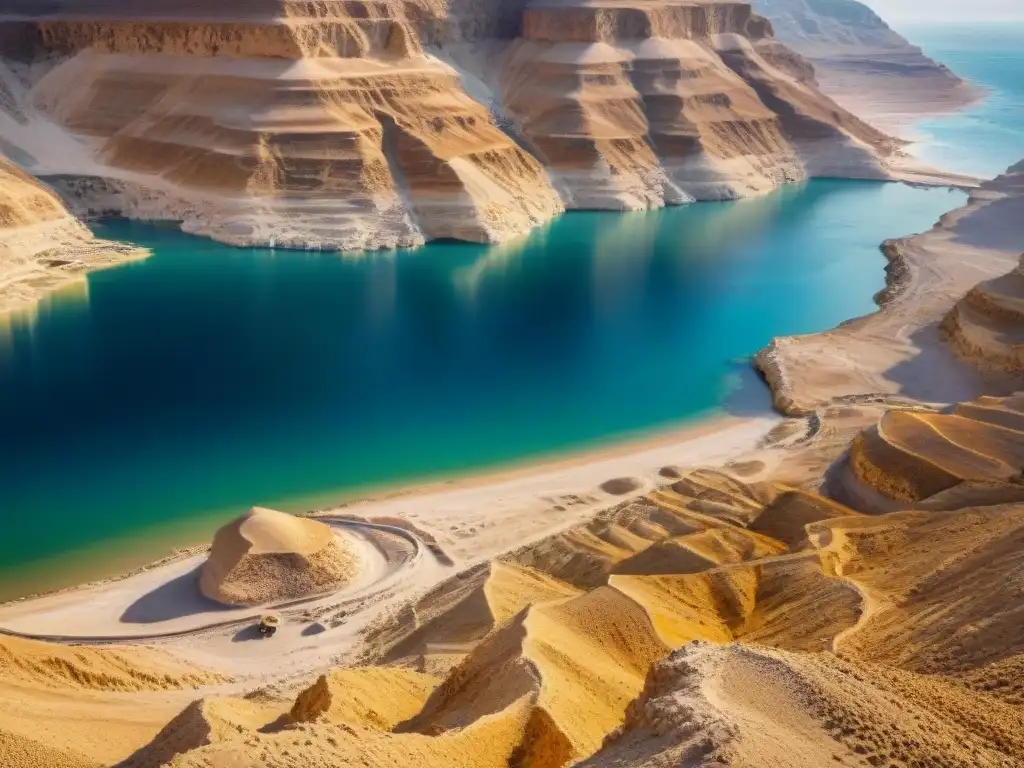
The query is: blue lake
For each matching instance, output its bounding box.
[897,22,1024,177]
[0,180,966,595]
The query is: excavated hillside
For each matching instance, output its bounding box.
[0,153,145,312]
[0,0,564,250]
[108,440,1024,767]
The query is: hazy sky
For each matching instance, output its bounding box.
[863,0,1024,22]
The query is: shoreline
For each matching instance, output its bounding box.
[0,409,776,605]
[755,160,1024,417]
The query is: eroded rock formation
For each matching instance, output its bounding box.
[0,1,564,250]
[497,0,893,208]
[0,0,902,250]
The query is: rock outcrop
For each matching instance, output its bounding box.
[0,153,145,313]
[199,507,357,607]
[0,1,564,250]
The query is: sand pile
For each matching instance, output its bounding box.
[199,507,357,607]
[845,395,1024,507]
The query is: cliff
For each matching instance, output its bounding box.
[0,0,907,244]
[0,154,146,313]
[0,1,564,250]
[495,0,895,208]
[750,0,978,127]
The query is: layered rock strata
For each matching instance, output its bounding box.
[0,153,145,313]
[498,0,894,209]
[0,2,564,249]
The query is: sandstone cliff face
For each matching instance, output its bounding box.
[0,0,899,245]
[0,1,564,250]
[496,0,892,208]
[0,154,145,313]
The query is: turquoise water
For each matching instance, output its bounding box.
[0,180,966,591]
[897,22,1024,177]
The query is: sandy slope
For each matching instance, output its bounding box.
[0,635,223,767]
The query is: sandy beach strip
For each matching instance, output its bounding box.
[0,412,778,608]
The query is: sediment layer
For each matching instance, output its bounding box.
[499,0,893,208]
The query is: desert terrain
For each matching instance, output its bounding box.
[2,1,1024,767]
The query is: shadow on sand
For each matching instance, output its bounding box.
[120,566,229,624]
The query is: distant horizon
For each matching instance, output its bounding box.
[863,0,1024,23]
